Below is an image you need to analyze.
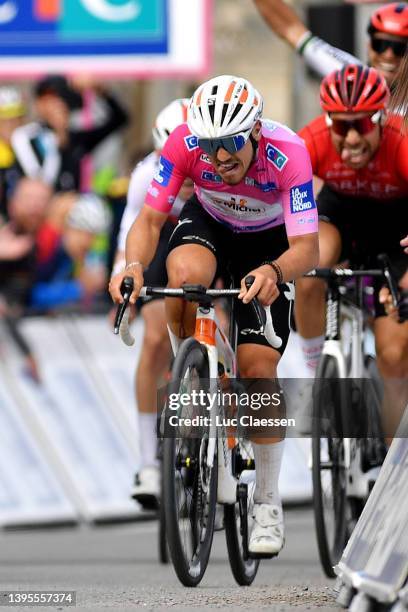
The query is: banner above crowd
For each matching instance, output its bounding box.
[0,0,211,77]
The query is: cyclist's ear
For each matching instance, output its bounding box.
[252,121,262,141]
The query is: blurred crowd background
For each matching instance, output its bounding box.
[0,0,385,376]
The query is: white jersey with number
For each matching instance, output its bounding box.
[117,151,185,252]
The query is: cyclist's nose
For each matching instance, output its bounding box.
[344,128,362,145]
[216,147,233,162]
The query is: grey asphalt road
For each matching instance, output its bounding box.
[0,507,342,612]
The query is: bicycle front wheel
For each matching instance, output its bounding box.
[312,355,348,578]
[224,440,260,585]
[163,338,217,587]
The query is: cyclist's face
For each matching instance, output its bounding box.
[329,111,381,170]
[368,32,407,86]
[208,123,261,185]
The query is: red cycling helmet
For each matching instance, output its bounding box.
[368,2,408,38]
[320,64,390,113]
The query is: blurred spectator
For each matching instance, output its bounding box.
[0,177,52,306]
[32,192,111,310]
[0,177,52,381]
[0,86,26,219]
[11,75,129,192]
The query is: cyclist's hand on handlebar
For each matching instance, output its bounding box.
[401,235,408,255]
[379,286,398,320]
[238,265,279,306]
[109,267,143,304]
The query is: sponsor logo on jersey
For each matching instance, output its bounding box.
[153,156,174,187]
[168,195,175,205]
[211,195,264,214]
[148,185,159,198]
[290,180,316,214]
[200,153,211,164]
[245,176,276,191]
[266,143,288,171]
[202,170,222,183]
[184,134,199,151]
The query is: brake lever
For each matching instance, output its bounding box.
[245,275,266,329]
[377,253,400,308]
[113,276,134,334]
[244,274,282,349]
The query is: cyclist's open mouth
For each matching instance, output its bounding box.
[341,145,368,167]
[217,161,240,178]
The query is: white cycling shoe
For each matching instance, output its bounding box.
[131,465,160,510]
[249,503,285,556]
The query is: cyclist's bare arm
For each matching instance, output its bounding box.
[109,204,168,304]
[253,0,360,77]
[253,0,308,47]
[241,232,319,304]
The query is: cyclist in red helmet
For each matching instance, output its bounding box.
[368,3,408,85]
[295,64,408,435]
[253,0,408,87]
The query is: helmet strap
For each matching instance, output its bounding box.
[249,132,258,162]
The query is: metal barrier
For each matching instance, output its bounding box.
[335,434,408,611]
[0,316,313,527]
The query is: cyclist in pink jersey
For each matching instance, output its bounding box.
[110,75,319,556]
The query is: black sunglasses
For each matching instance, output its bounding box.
[370,36,407,58]
[197,128,252,156]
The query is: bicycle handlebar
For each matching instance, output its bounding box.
[306,254,400,311]
[114,275,282,349]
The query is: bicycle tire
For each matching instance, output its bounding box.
[163,337,217,587]
[158,473,168,564]
[224,441,259,586]
[312,355,348,578]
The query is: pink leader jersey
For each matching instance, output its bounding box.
[145,120,318,235]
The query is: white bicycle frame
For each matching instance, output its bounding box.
[321,287,375,497]
[192,304,238,504]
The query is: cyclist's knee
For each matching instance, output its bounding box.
[377,343,408,378]
[143,326,170,357]
[296,277,325,302]
[167,246,216,288]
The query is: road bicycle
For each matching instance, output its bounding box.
[114,275,284,587]
[308,255,400,578]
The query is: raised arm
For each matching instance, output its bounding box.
[253,0,361,77]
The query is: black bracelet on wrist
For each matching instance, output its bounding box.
[261,260,283,284]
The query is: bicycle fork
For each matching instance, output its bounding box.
[203,343,238,504]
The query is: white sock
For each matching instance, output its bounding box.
[253,440,284,506]
[299,335,324,375]
[139,413,158,469]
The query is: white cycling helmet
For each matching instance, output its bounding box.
[187,75,263,139]
[0,86,25,119]
[152,98,190,150]
[66,194,111,234]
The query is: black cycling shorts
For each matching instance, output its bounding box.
[167,195,295,354]
[137,220,175,309]
[317,185,408,317]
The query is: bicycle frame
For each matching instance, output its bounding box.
[321,278,366,474]
[193,302,239,503]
